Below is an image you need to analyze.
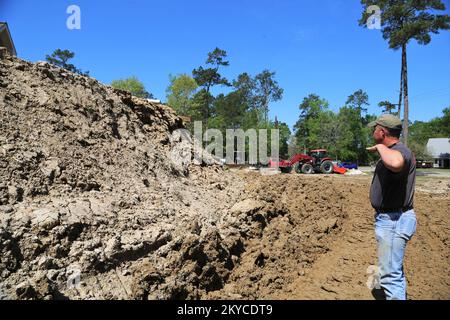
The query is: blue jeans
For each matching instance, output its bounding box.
[374,209,417,300]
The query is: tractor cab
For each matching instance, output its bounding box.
[309,149,329,163]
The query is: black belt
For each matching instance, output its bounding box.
[376,206,413,213]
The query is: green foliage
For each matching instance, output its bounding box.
[409,107,450,160]
[233,73,257,112]
[161,48,288,163]
[410,107,450,143]
[336,107,360,162]
[277,122,291,160]
[213,91,247,129]
[191,89,215,123]
[359,0,450,50]
[45,49,89,75]
[359,0,450,145]
[409,121,435,146]
[291,100,449,165]
[340,90,371,162]
[189,47,284,131]
[294,94,330,150]
[253,70,284,124]
[231,73,260,130]
[378,100,397,114]
[312,110,339,158]
[293,91,377,164]
[363,113,379,164]
[192,66,230,89]
[206,48,230,67]
[163,48,444,166]
[192,47,231,124]
[433,106,450,136]
[111,76,153,99]
[162,47,450,166]
[166,74,198,117]
[346,89,369,114]
[409,140,433,161]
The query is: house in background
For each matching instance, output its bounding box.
[426,138,450,168]
[0,22,17,56]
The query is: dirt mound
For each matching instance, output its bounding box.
[0,56,246,299]
[207,174,349,299]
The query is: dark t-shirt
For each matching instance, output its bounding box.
[370,142,416,211]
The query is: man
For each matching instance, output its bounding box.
[367,114,417,300]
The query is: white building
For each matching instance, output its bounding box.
[426,138,450,169]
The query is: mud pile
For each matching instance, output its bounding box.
[207,174,349,299]
[0,55,352,300]
[0,55,247,299]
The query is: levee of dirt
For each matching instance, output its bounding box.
[0,55,247,299]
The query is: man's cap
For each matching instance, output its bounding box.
[368,114,402,130]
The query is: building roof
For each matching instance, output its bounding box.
[0,22,17,56]
[426,138,450,158]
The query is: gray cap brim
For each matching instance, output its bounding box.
[368,121,377,127]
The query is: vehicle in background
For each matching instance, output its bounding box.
[269,149,347,174]
[339,162,358,170]
[416,159,433,168]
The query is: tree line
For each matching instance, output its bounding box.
[44,47,449,165]
[409,107,450,160]
[293,92,449,163]
[165,47,291,160]
[44,0,450,164]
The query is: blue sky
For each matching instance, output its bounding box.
[1,0,449,131]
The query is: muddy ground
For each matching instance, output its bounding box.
[210,171,450,300]
[1,54,449,300]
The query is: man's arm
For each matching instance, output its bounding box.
[366,144,405,173]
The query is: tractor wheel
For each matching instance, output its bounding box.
[320,160,334,174]
[294,163,302,173]
[301,163,314,174]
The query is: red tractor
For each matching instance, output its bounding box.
[269,149,346,174]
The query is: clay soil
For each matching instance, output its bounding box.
[210,172,450,300]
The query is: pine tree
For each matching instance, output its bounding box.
[359,0,450,146]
